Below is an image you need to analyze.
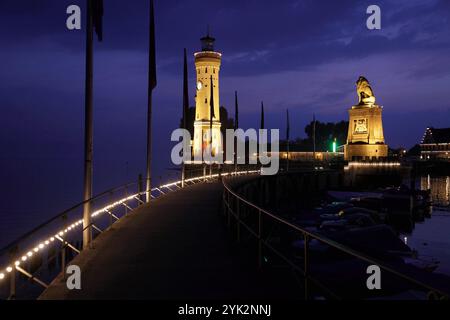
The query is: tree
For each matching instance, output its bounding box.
[304,120,348,151]
[407,144,421,156]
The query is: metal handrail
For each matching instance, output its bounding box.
[222,176,450,300]
[0,169,257,299]
[0,180,139,256]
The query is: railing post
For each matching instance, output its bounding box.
[222,190,226,217]
[304,233,309,300]
[181,163,185,188]
[236,198,240,243]
[109,193,114,227]
[258,209,263,269]
[9,247,17,300]
[227,190,231,227]
[83,198,92,249]
[61,241,66,280]
[124,185,128,215]
[61,215,67,279]
[138,174,144,204]
[304,233,309,275]
[9,268,16,300]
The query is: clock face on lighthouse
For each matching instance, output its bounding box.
[196,81,203,90]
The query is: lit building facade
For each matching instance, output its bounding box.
[420,127,450,160]
[344,76,388,161]
[193,33,222,159]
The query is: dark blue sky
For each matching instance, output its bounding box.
[1,0,450,245]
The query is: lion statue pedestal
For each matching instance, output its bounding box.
[344,76,388,161]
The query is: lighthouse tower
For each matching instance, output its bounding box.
[193,32,222,160]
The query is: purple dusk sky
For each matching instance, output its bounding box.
[0,0,449,245]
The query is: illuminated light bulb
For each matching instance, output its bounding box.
[39,243,44,249]
[34,247,39,252]
[50,237,55,242]
[6,266,13,273]
[14,261,20,266]
[0,273,4,280]
[59,231,64,236]
[64,229,68,233]
[27,251,33,257]
[45,240,49,245]
[68,227,72,231]
[21,256,27,262]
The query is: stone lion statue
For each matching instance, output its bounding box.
[356,76,376,105]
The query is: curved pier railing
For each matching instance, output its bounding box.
[0,170,258,300]
[222,176,450,300]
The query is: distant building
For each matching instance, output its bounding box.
[275,141,344,162]
[273,151,343,162]
[389,147,407,159]
[420,127,450,160]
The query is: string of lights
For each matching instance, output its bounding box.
[0,170,259,283]
[344,162,401,170]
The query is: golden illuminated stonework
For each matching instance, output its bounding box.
[356,76,376,106]
[193,33,222,159]
[344,76,388,161]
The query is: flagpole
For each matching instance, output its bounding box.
[313,113,316,162]
[209,75,214,177]
[260,101,264,130]
[146,88,153,202]
[234,91,238,173]
[82,0,94,249]
[146,0,157,203]
[286,109,290,172]
[260,101,264,169]
[181,48,189,188]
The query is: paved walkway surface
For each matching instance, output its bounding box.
[40,177,298,300]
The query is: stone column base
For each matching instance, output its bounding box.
[344,144,388,161]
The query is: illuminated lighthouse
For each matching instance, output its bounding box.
[193,32,222,159]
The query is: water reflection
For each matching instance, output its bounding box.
[420,175,450,207]
[400,175,450,276]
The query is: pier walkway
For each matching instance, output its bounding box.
[39,177,297,299]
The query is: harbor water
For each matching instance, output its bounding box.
[402,175,450,276]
